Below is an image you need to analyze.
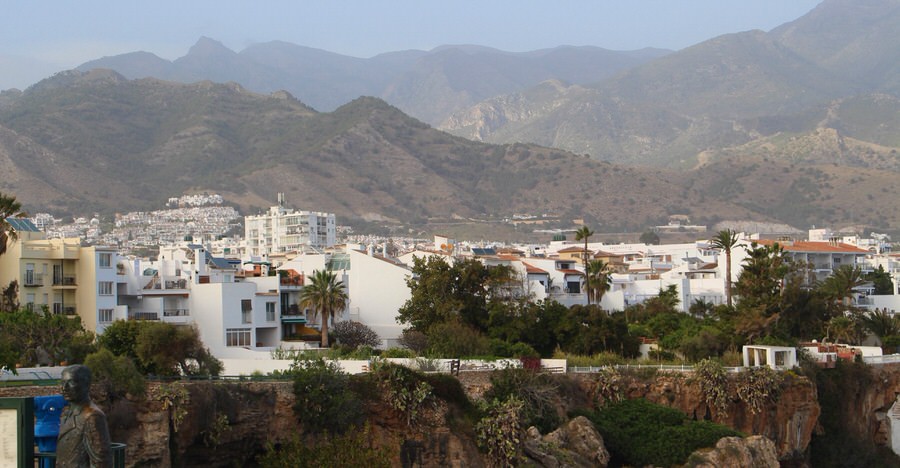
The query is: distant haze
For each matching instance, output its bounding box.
[1,0,820,91]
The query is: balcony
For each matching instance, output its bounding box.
[23,272,44,287]
[52,304,77,316]
[128,312,159,321]
[281,304,302,315]
[52,275,77,287]
[164,279,188,289]
[164,308,190,317]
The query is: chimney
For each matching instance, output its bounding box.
[382,243,388,257]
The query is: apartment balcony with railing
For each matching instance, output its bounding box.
[23,272,44,287]
[51,303,77,316]
[128,311,160,321]
[52,275,77,287]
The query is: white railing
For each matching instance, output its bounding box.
[568,364,744,373]
[863,354,900,365]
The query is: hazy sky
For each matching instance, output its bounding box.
[1,1,822,90]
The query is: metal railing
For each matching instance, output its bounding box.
[24,272,44,286]
[52,276,77,286]
[128,312,159,321]
[163,309,190,317]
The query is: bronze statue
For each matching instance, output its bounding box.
[56,364,112,468]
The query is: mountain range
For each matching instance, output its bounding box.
[77,39,668,127]
[440,0,900,167]
[0,70,898,236]
[2,0,899,236]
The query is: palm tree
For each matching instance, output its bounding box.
[586,259,612,305]
[710,229,739,308]
[0,192,28,257]
[300,269,349,348]
[819,265,866,313]
[860,308,900,342]
[574,226,594,304]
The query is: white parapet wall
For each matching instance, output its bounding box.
[221,358,568,376]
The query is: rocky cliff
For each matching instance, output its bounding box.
[10,364,900,466]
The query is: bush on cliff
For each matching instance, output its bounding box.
[576,398,741,467]
[484,367,562,433]
[258,423,392,468]
[291,358,363,434]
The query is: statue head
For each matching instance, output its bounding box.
[61,364,92,405]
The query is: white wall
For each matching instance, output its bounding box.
[348,249,410,344]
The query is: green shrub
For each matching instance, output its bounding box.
[426,321,490,357]
[291,358,363,434]
[577,398,741,467]
[423,373,472,411]
[489,339,539,358]
[693,358,729,418]
[484,368,560,433]
[331,321,380,349]
[84,348,146,398]
[258,424,392,467]
[475,397,524,467]
[735,366,783,414]
[372,362,433,427]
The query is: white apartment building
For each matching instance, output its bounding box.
[244,195,336,258]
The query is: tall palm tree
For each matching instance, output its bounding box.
[860,308,900,342]
[300,269,348,348]
[586,259,612,305]
[819,265,866,313]
[0,192,28,257]
[574,226,594,304]
[710,229,739,308]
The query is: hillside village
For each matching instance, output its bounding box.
[2,194,898,369]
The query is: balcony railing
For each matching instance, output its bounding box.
[23,272,44,286]
[164,309,190,317]
[282,304,302,315]
[129,312,159,321]
[52,276,77,286]
[165,279,188,289]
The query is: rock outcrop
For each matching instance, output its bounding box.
[575,372,820,461]
[523,416,611,467]
[684,435,779,468]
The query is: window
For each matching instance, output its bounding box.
[99,253,112,268]
[241,299,252,324]
[98,281,114,295]
[226,328,251,347]
[266,302,276,322]
[98,309,114,323]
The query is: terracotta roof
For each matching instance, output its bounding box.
[593,250,622,257]
[755,240,869,254]
[558,269,584,276]
[497,254,520,261]
[558,246,588,253]
[523,262,548,274]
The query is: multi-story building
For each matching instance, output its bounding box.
[0,218,118,333]
[244,195,336,258]
[114,242,306,358]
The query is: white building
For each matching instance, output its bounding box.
[244,194,336,258]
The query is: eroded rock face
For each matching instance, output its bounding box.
[684,435,779,468]
[576,372,820,461]
[523,416,610,467]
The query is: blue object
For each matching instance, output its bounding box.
[34,395,67,467]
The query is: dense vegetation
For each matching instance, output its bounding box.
[576,399,742,467]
